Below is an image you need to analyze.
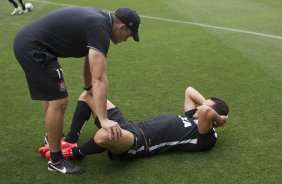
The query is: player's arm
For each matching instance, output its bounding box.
[88,48,122,140]
[197,105,228,134]
[83,56,92,93]
[184,87,206,112]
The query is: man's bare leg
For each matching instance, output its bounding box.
[45,98,68,156]
[94,128,134,154]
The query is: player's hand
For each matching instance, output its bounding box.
[216,115,228,127]
[101,119,122,141]
[221,115,228,124]
[85,89,93,96]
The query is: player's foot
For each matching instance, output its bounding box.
[38,145,49,156]
[61,140,77,149]
[39,142,77,156]
[22,9,28,14]
[44,150,51,160]
[44,143,77,160]
[47,159,85,174]
[11,7,22,15]
[39,135,76,157]
[62,147,78,160]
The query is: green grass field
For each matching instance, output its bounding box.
[0,0,282,183]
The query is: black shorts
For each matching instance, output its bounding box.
[94,108,147,160]
[13,30,68,100]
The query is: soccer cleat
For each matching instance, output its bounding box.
[39,133,76,157]
[48,159,85,174]
[44,143,77,160]
[62,147,79,160]
[38,145,50,156]
[11,7,22,15]
[61,141,77,149]
[44,150,51,160]
[39,141,77,158]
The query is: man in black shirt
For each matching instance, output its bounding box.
[40,86,229,161]
[14,6,141,174]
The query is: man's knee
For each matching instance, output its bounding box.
[49,97,68,111]
[94,129,111,148]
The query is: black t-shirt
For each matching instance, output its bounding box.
[22,7,112,58]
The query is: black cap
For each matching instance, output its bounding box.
[115,8,141,42]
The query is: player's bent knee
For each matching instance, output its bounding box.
[78,91,89,101]
[94,129,111,147]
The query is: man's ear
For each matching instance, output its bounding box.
[119,24,127,31]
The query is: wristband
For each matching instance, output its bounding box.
[83,85,92,91]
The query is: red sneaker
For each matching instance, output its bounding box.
[39,140,76,156]
[61,141,77,149]
[44,150,51,160]
[38,145,50,156]
[62,147,77,160]
[44,146,77,161]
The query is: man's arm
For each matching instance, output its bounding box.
[197,105,228,134]
[184,87,206,112]
[83,56,92,90]
[88,48,122,140]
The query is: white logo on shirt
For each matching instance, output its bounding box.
[178,116,192,128]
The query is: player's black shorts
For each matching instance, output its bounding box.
[13,29,68,100]
[94,107,149,160]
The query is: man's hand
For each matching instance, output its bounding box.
[101,119,122,141]
[220,115,228,124]
[214,115,228,127]
[85,89,93,96]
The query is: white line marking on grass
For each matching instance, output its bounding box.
[141,15,282,40]
[31,0,73,7]
[30,0,282,40]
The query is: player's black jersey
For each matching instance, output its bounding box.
[18,7,112,58]
[99,108,217,160]
[135,114,217,155]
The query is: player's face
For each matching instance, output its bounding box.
[111,24,132,44]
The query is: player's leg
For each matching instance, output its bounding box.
[94,128,134,154]
[18,0,26,11]
[9,0,18,8]
[45,98,68,161]
[62,128,134,159]
[64,92,92,143]
[64,91,116,145]
[9,0,22,15]
[79,90,116,116]
[14,40,84,173]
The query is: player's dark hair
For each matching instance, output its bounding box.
[210,97,229,116]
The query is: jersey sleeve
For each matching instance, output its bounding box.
[86,25,110,57]
[184,108,197,118]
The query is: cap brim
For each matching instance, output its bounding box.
[133,32,139,42]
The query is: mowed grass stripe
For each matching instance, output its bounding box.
[30,0,282,40]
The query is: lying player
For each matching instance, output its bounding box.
[39,86,229,160]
